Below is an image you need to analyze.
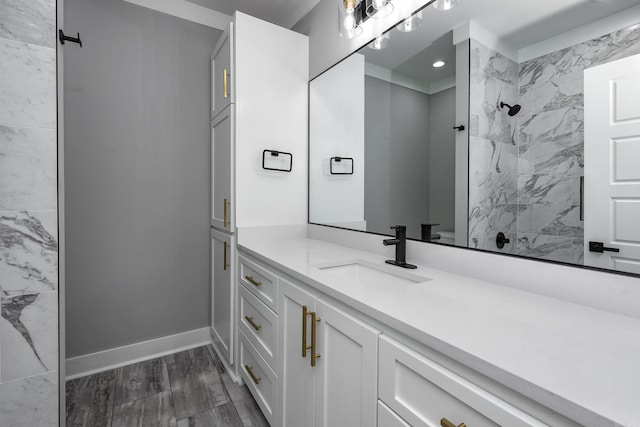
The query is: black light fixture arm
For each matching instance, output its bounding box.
[59,29,82,47]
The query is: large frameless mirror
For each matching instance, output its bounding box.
[309,0,640,276]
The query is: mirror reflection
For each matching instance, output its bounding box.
[309,0,640,275]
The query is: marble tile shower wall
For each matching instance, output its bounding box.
[0,0,59,425]
[468,40,519,254]
[469,26,640,263]
[517,25,640,264]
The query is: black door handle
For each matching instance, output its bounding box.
[589,241,620,253]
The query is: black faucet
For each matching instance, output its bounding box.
[383,225,417,269]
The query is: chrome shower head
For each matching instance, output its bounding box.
[500,102,521,116]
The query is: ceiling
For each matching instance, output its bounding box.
[188,0,322,29]
[360,0,640,85]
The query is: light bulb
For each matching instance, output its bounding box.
[368,33,389,50]
[433,0,460,11]
[396,11,422,32]
[343,10,356,31]
[372,0,386,10]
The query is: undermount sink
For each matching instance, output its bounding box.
[312,259,431,288]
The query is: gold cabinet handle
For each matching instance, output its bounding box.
[223,68,228,99]
[441,418,466,427]
[302,305,313,358]
[310,311,321,367]
[223,241,229,270]
[245,365,261,385]
[223,198,229,228]
[245,315,261,331]
[245,275,262,287]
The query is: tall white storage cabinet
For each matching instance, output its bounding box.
[210,11,309,384]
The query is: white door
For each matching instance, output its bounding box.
[584,53,640,274]
[211,21,234,119]
[211,105,234,231]
[314,299,379,427]
[278,279,316,427]
[211,229,234,365]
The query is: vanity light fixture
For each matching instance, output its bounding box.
[369,32,390,50]
[432,60,446,68]
[339,0,396,39]
[396,10,422,32]
[433,0,460,11]
[338,0,362,39]
[366,0,394,18]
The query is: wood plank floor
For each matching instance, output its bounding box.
[66,345,269,427]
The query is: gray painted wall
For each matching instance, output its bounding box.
[364,76,431,240]
[64,0,221,357]
[428,87,456,232]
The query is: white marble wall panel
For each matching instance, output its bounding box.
[0,370,58,426]
[0,38,56,129]
[1,291,58,382]
[0,125,57,210]
[0,0,58,421]
[0,0,56,48]
[469,40,520,253]
[469,136,517,176]
[514,24,640,265]
[0,211,58,296]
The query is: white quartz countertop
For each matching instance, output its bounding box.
[237,232,640,427]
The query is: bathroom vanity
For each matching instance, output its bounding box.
[208,2,640,427]
[232,226,640,427]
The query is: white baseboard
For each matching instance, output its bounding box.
[65,327,212,380]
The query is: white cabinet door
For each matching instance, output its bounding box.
[211,229,234,365]
[278,279,316,427]
[314,299,379,427]
[211,105,234,231]
[211,21,234,119]
[584,53,640,274]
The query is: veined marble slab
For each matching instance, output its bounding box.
[1,290,58,382]
[0,125,57,211]
[0,38,56,129]
[0,370,58,426]
[0,210,58,296]
[0,0,56,48]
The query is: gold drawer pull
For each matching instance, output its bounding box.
[310,311,321,367]
[245,275,262,287]
[223,68,228,99]
[245,365,261,385]
[245,316,262,331]
[441,418,466,427]
[302,305,312,358]
[223,198,229,228]
[223,241,229,271]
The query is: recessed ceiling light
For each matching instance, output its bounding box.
[433,60,446,68]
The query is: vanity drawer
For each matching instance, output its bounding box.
[239,284,278,369]
[240,331,277,426]
[378,400,411,427]
[239,255,278,311]
[378,336,547,427]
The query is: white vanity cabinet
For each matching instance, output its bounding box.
[279,278,380,427]
[211,106,234,232]
[209,11,308,379]
[237,254,280,425]
[210,229,234,362]
[378,336,548,427]
[211,21,233,120]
